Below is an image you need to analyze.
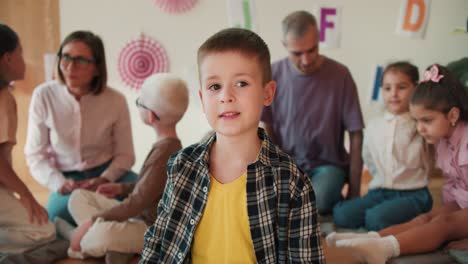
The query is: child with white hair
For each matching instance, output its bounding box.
[65,73,189,264]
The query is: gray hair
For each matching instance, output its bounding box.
[282,10,318,39]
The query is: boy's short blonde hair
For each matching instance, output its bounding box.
[140,73,189,125]
[197,28,272,85]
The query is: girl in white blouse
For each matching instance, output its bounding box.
[330,61,433,231]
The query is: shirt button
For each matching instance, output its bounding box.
[177,253,183,259]
[190,219,195,225]
[202,186,208,193]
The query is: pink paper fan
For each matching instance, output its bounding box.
[153,0,198,13]
[118,35,169,90]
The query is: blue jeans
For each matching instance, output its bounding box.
[333,187,433,231]
[307,165,347,215]
[46,161,138,225]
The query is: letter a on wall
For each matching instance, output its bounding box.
[396,0,431,38]
[316,6,342,49]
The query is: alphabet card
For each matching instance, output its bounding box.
[227,0,256,31]
[315,6,342,49]
[396,0,431,38]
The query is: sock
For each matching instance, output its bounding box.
[335,235,400,264]
[326,231,380,247]
[54,217,75,241]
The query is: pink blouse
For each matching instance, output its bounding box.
[436,122,468,208]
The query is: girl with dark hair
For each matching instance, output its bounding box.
[331,61,433,232]
[0,23,55,253]
[328,64,468,263]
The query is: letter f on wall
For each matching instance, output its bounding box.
[320,8,336,42]
[317,6,341,48]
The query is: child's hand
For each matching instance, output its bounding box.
[96,183,123,198]
[58,179,77,194]
[77,177,109,191]
[446,239,468,251]
[18,190,49,225]
[70,218,94,252]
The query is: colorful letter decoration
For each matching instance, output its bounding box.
[396,0,431,38]
[317,6,342,48]
[228,0,256,31]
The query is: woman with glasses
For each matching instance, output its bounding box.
[0,23,55,253]
[25,30,137,225]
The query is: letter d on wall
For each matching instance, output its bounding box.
[396,0,431,38]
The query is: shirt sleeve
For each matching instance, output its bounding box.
[140,167,174,263]
[100,96,135,182]
[95,151,167,222]
[0,90,16,146]
[362,128,378,179]
[342,68,364,132]
[288,170,325,263]
[24,88,66,191]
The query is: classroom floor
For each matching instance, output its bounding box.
[25,173,445,264]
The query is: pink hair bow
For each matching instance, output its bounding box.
[422,65,444,83]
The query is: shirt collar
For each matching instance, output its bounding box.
[383,111,411,122]
[62,83,97,102]
[196,128,280,168]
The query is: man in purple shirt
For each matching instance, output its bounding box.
[261,10,364,215]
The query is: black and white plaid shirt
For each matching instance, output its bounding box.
[140,128,325,263]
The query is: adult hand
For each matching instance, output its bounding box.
[78,177,109,191]
[70,218,94,252]
[58,179,77,194]
[18,191,49,225]
[446,239,468,251]
[96,183,123,199]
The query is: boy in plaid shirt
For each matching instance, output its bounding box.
[140,28,324,264]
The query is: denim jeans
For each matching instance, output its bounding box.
[307,165,347,215]
[46,161,138,225]
[333,187,433,231]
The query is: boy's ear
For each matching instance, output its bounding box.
[447,106,460,126]
[263,80,276,106]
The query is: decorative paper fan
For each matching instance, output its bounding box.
[153,0,198,13]
[118,35,169,90]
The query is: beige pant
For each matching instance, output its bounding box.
[0,187,56,253]
[68,189,147,257]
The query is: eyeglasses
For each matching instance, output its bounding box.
[59,53,95,68]
[135,98,160,121]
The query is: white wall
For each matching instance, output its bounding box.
[60,0,468,169]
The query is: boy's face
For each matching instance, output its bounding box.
[382,70,415,115]
[198,51,275,138]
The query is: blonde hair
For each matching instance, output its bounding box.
[140,73,189,125]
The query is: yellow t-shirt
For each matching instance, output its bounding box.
[192,172,256,264]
